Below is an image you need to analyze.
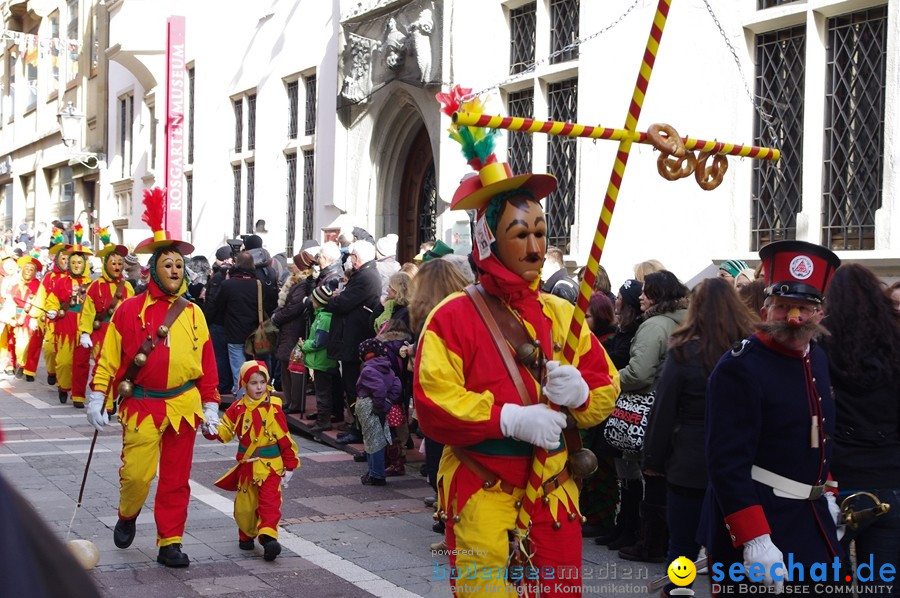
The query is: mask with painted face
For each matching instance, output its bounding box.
[105,253,124,280]
[153,249,185,295]
[21,263,37,282]
[57,252,69,272]
[492,194,547,283]
[68,253,86,277]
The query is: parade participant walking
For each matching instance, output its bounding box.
[72,229,133,407]
[704,240,844,594]
[23,228,68,383]
[44,225,92,406]
[85,187,221,568]
[3,255,42,377]
[203,360,298,561]
[415,92,619,598]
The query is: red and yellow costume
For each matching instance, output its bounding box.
[91,277,219,546]
[45,258,91,403]
[73,238,133,405]
[0,257,41,372]
[206,362,299,543]
[24,231,69,380]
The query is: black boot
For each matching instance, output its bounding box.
[618,501,668,563]
[599,480,641,548]
[48,373,56,385]
[260,535,281,561]
[58,389,68,404]
[114,516,138,549]
[157,543,190,567]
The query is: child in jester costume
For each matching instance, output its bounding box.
[72,227,134,407]
[413,87,620,598]
[23,228,69,383]
[86,187,221,568]
[44,224,92,406]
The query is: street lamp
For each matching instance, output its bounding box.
[57,102,102,168]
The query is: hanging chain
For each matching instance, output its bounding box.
[463,0,640,102]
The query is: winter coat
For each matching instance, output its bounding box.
[356,355,401,413]
[618,305,688,393]
[602,325,638,370]
[271,274,313,361]
[301,308,337,372]
[207,269,265,344]
[642,340,709,488]
[203,267,228,325]
[316,262,344,293]
[325,260,382,362]
[541,269,578,304]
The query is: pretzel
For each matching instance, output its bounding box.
[694,152,729,190]
[657,151,697,181]
[647,123,685,158]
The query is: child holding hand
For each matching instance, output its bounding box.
[203,360,299,561]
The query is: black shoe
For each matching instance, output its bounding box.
[424,496,437,508]
[58,390,68,404]
[48,374,57,385]
[432,520,445,534]
[14,367,23,379]
[238,540,255,550]
[260,536,282,561]
[353,453,367,462]
[157,543,190,567]
[309,423,333,434]
[73,401,84,409]
[360,473,386,486]
[24,374,34,382]
[336,431,362,445]
[114,517,137,548]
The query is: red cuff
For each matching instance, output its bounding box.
[573,394,590,412]
[489,404,504,438]
[724,505,771,548]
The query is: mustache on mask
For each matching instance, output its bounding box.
[756,318,831,343]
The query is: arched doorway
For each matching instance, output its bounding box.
[397,125,436,263]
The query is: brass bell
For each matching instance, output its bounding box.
[117,379,134,398]
[514,501,522,509]
[568,448,599,479]
[157,325,169,338]
[92,320,101,331]
[133,353,148,367]
[552,521,562,530]
[568,512,577,521]
[542,496,550,505]
[115,291,123,299]
[452,515,460,523]
[482,481,492,489]
[433,510,442,521]
[440,513,449,522]
[581,516,587,524]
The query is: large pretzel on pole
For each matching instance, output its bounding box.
[647,123,686,158]
[657,151,697,181]
[695,151,729,190]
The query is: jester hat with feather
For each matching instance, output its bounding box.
[65,223,93,256]
[48,226,71,255]
[436,85,556,212]
[133,187,194,255]
[95,225,128,259]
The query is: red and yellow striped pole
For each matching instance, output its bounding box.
[452,111,780,161]
[516,0,675,537]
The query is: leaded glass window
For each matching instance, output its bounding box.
[546,78,577,251]
[507,88,534,176]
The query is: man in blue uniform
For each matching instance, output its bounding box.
[704,240,844,595]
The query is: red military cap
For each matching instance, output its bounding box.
[758,240,841,304]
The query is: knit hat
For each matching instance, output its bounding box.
[239,360,269,389]
[311,285,333,306]
[719,259,750,279]
[295,249,318,269]
[618,279,643,310]
[215,246,232,262]
[358,337,386,362]
[124,253,140,267]
[375,234,398,258]
[243,234,263,250]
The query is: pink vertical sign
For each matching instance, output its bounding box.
[164,15,186,237]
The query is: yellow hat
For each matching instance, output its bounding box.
[133,187,195,255]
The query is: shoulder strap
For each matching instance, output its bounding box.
[118,297,191,397]
[256,280,264,324]
[464,284,533,406]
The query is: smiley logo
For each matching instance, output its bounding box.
[667,556,697,586]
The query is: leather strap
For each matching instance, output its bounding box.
[95,280,127,325]
[464,284,534,406]
[119,297,190,396]
[451,446,571,495]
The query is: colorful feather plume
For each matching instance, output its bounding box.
[141,187,167,232]
[73,223,83,245]
[435,84,498,171]
[50,227,65,245]
[96,226,110,245]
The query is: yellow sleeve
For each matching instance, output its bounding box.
[79,289,98,336]
[44,288,61,313]
[92,318,123,394]
[28,284,47,319]
[216,410,237,444]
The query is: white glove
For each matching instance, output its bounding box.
[500,403,567,450]
[203,402,220,436]
[743,534,785,593]
[28,319,38,332]
[826,492,845,541]
[86,391,109,432]
[46,309,58,320]
[282,470,294,488]
[79,332,93,349]
[543,361,589,409]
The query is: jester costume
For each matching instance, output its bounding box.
[89,187,220,565]
[413,87,620,598]
[23,229,69,382]
[73,231,133,405]
[205,361,299,554]
[45,229,92,405]
[0,257,42,374]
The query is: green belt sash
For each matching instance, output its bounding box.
[237,444,280,459]
[68,304,83,313]
[466,435,566,457]
[131,380,196,399]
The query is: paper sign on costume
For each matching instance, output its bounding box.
[474,215,494,261]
